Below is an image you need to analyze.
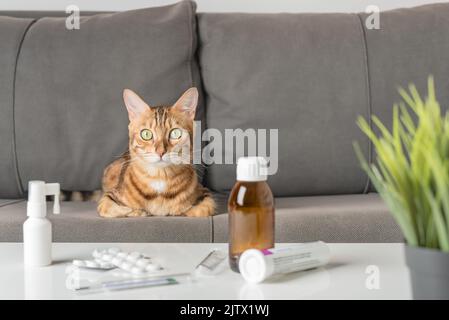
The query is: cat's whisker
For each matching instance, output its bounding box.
[119,158,142,166]
[140,153,158,157]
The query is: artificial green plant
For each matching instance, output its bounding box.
[354,76,449,251]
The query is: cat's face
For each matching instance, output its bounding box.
[123,88,198,169]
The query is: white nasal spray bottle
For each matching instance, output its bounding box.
[23,181,60,267]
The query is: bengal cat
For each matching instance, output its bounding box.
[97,88,215,218]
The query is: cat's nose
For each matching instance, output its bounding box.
[156,147,165,157]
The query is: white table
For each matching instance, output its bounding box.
[0,243,411,300]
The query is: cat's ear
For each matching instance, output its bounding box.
[172,87,198,120]
[123,89,149,122]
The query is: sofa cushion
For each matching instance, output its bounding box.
[0,199,24,208]
[198,12,370,196]
[0,200,212,242]
[359,3,449,191]
[0,194,402,243]
[0,16,34,198]
[213,194,402,243]
[12,0,204,194]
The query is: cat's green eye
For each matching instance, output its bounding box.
[140,129,153,141]
[169,128,182,140]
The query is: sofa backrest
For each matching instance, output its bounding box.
[0,1,204,198]
[2,2,449,199]
[198,3,449,196]
[0,16,34,198]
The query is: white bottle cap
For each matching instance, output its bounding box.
[236,157,268,182]
[239,249,272,284]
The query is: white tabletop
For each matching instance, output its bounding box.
[0,243,411,300]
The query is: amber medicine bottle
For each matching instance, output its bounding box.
[228,157,275,273]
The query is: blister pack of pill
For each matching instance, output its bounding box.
[72,247,163,275]
[72,259,115,270]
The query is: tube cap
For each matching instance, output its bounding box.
[236,157,268,182]
[239,249,268,284]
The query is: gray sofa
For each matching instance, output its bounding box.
[2,1,448,243]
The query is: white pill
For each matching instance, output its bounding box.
[108,247,121,254]
[126,256,138,263]
[92,249,102,258]
[111,257,124,265]
[127,252,142,261]
[131,267,146,275]
[145,264,161,272]
[120,262,133,271]
[136,259,150,268]
[85,261,99,268]
[101,254,113,262]
[73,260,85,267]
[117,252,127,259]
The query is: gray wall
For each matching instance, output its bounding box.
[1,0,448,12]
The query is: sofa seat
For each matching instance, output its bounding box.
[213,193,402,243]
[0,193,402,243]
[0,201,213,242]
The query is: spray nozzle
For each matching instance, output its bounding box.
[45,183,60,214]
[27,181,61,217]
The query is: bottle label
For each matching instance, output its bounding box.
[265,242,330,275]
[261,249,273,256]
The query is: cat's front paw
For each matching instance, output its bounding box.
[184,197,215,217]
[97,195,134,218]
[126,209,148,217]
